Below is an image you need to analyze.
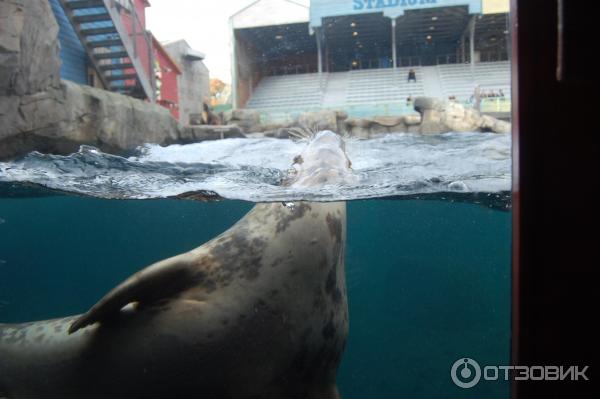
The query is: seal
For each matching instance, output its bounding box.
[0,130,354,399]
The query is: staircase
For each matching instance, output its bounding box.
[58,0,155,101]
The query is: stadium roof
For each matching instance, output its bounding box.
[235,22,316,61]
[230,0,310,30]
[231,1,508,67]
[322,6,474,51]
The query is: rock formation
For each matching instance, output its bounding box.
[179,125,244,143]
[222,99,509,139]
[223,109,262,134]
[414,97,511,134]
[0,0,61,96]
[297,110,348,132]
[343,114,422,138]
[0,1,184,160]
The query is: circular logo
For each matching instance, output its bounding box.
[451,358,481,388]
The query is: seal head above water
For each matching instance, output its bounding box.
[0,131,353,399]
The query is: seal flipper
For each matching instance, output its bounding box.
[69,253,200,334]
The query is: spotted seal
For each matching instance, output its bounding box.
[0,130,354,399]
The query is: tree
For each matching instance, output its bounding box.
[209,78,228,106]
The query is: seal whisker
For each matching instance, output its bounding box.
[287,126,315,142]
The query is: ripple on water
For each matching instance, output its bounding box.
[0,133,511,205]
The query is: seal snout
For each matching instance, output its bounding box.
[290,130,355,187]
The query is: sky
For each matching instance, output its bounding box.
[146,0,256,83]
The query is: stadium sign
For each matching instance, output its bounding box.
[353,0,438,11]
[310,0,482,28]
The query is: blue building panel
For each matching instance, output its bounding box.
[49,0,89,85]
[310,0,482,28]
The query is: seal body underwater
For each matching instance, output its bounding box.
[0,131,353,399]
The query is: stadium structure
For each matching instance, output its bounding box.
[230,0,510,117]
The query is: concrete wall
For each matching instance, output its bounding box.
[164,40,210,125]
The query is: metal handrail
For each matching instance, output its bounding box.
[124,0,156,98]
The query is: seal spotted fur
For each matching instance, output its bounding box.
[0,131,353,399]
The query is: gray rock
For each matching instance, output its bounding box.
[260,122,291,132]
[343,118,372,138]
[413,96,509,134]
[0,0,61,96]
[413,97,445,114]
[406,125,421,134]
[262,128,292,139]
[479,114,511,134]
[227,108,261,133]
[296,110,347,132]
[244,132,268,139]
[372,116,407,134]
[344,118,371,128]
[179,125,245,142]
[230,108,260,122]
[343,116,409,138]
[0,81,182,159]
[372,116,404,127]
[403,113,422,126]
[0,92,20,138]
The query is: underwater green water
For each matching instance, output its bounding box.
[0,197,510,398]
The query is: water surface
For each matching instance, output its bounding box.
[0,133,510,205]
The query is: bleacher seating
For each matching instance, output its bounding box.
[346,67,425,104]
[474,61,511,98]
[244,61,511,112]
[245,73,326,109]
[438,61,511,102]
[437,63,476,101]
